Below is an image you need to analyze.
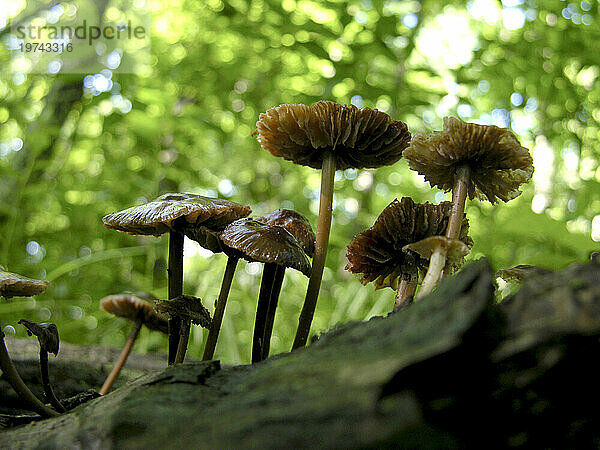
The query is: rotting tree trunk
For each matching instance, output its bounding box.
[1,259,598,449]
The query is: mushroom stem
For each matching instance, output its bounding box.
[293,152,336,349]
[446,166,470,240]
[168,230,184,365]
[0,331,59,417]
[394,275,418,309]
[252,263,278,363]
[262,265,285,360]
[417,165,471,299]
[203,256,239,361]
[174,319,191,364]
[99,319,142,395]
[39,349,66,412]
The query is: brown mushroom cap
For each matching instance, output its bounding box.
[496,264,552,283]
[100,292,168,334]
[155,294,212,328]
[255,101,411,170]
[404,117,534,203]
[18,320,60,355]
[345,198,473,290]
[220,218,312,276]
[257,209,316,258]
[102,193,252,237]
[0,266,49,299]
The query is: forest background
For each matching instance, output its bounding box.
[0,0,598,364]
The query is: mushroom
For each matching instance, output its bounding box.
[99,292,168,394]
[0,268,58,418]
[255,101,411,349]
[155,294,212,363]
[403,117,533,297]
[220,218,311,362]
[256,209,315,359]
[18,319,66,412]
[1,265,49,299]
[346,198,472,309]
[103,193,251,364]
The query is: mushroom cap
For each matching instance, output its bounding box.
[100,292,168,334]
[257,209,316,258]
[220,218,312,276]
[102,193,252,237]
[155,295,212,328]
[0,266,49,299]
[18,319,59,355]
[496,264,552,283]
[255,101,411,170]
[345,198,473,290]
[403,117,534,203]
[402,236,471,270]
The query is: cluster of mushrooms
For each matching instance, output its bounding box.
[0,100,535,417]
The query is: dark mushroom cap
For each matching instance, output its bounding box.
[345,198,473,290]
[102,193,252,237]
[404,117,534,203]
[100,292,168,334]
[220,218,312,276]
[496,265,552,283]
[257,209,316,258]
[18,319,59,355]
[255,101,411,170]
[0,266,49,299]
[155,294,211,328]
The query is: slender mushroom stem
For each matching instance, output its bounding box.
[252,263,278,363]
[203,256,239,361]
[262,265,285,360]
[39,349,66,412]
[174,319,191,364]
[168,230,184,365]
[99,319,142,395]
[0,331,59,417]
[293,152,336,349]
[417,165,471,298]
[394,275,418,309]
[445,166,470,240]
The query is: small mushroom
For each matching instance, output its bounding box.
[103,193,250,365]
[346,198,472,309]
[220,218,311,362]
[255,101,411,349]
[1,265,49,299]
[257,209,316,359]
[99,292,168,394]
[18,319,65,412]
[404,117,533,297]
[403,236,470,274]
[0,269,58,418]
[155,294,212,363]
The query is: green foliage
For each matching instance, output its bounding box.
[0,0,597,364]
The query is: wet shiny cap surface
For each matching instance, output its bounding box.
[220,218,312,276]
[102,193,251,236]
